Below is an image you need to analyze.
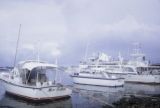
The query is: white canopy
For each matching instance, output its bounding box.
[18,61,57,71]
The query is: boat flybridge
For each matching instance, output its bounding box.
[0,60,72,101]
[75,52,137,79]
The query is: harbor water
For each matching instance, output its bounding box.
[0,70,160,108]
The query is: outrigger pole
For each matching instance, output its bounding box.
[13,24,21,67]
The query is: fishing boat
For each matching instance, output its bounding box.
[0,61,72,101]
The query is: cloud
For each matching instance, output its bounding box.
[51,50,61,57]
[40,42,62,57]
[21,44,35,51]
[0,0,160,65]
[0,0,67,42]
[101,15,160,33]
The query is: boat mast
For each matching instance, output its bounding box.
[13,24,21,67]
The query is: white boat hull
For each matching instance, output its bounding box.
[125,75,160,84]
[0,79,72,100]
[71,76,124,87]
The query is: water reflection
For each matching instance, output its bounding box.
[113,95,160,108]
[73,84,124,107]
[0,94,72,108]
[0,84,5,101]
[113,83,160,108]
[124,83,160,96]
[73,83,160,107]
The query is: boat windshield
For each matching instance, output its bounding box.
[122,67,135,72]
[21,67,56,85]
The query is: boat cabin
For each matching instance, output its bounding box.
[14,61,57,86]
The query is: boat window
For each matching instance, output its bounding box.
[20,67,57,85]
[45,68,57,82]
[123,67,134,72]
[27,69,37,85]
[80,71,90,73]
[74,73,79,75]
[20,69,29,84]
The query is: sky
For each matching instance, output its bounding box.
[0,0,160,66]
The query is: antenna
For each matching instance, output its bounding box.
[54,58,58,83]
[13,24,21,67]
[118,52,123,71]
[37,41,40,62]
[84,42,89,61]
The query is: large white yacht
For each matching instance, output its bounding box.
[125,43,160,83]
[69,52,137,79]
[0,60,72,101]
[93,44,160,84]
